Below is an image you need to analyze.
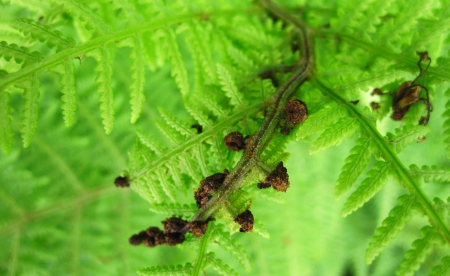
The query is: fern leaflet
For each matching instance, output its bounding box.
[430,256,450,276]
[60,59,77,126]
[410,165,450,183]
[335,136,372,199]
[365,194,415,264]
[21,74,40,148]
[341,161,391,217]
[0,89,13,154]
[129,35,146,123]
[385,125,430,154]
[213,224,251,272]
[396,226,438,276]
[138,263,193,276]
[94,46,114,134]
[148,203,197,219]
[216,63,245,107]
[310,117,358,153]
[205,252,239,276]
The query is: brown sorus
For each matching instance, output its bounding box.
[234,210,254,232]
[257,182,271,189]
[191,124,203,134]
[114,176,129,188]
[224,132,246,151]
[189,218,214,237]
[162,218,188,234]
[285,99,308,125]
[144,227,165,247]
[265,162,290,192]
[165,233,185,246]
[195,170,229,208]
[129,231,148,246]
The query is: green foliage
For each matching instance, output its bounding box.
[1,0,450,275]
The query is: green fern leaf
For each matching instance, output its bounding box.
[0,89,13,154]
[161,28,189,97]
[21,74,40,148]
[385,125,430,153]
[94,46,114,134]
[194,91,229,118]
[341,161,391,217]
[11,18,75,50]
[0,41,43,64]
[60,59,77,126]
[442,88,450,158]
[216,63,245,107]
[148,203,197,219]
[155,168,176,202]
[296,102,347,140]
[158,107,195,137]
[136,129,166,154]
[396,226,438,276]
[335,136,372,199]
[184,100,212,127]
[430,256,450,276]
[206,252,239,276]
[138,263,193,276]
[365,194,415,264]
[129,36,146,124]
[310,117,358,153]
[253,218,270,238]
[213,224,251,272]
[409,165,450,183]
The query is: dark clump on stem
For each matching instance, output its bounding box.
[162,218,189,234]
[285,99,308,125]
[264,162,290,192]
[257,182,271,189]
[114,176,129,188]
[224,132,246,151]
[190,218,214,237]
[129,217,189,248]
[195,170,229,208]
[234,210,254,232]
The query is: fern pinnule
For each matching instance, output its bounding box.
[334,136,372,199]
[443,88,450,158]
[430,255,450,276]
[158,107,196,137]
[60,59,77,127]
[21,74,40,148]
[213,224,251,272]
[0,90,13,154]
[10,18,76,50]
[409,165,450,183]
[386,125,430,153]
[216,63,246,108]
[309,117,358,154]
[0,41,43,64]
[206,252,239,276]
[396,225,438,276]
[341,161,391,217]
[155,168,177,202]
[129,36,146,124]
[148,203,197,219]
[158,28,189,97]
[136,129,166,155]
[365,194,414,264]
[138,263,193,276]
[183,100,213,127]
[93,46,114,134]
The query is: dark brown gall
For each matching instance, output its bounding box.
[114,176,129,188]
[285,99,308,125]
[224,132,246,151]
[162,218,188,234]
[234,210,254,232]
[257,182,271,189]
[265,162,290,192]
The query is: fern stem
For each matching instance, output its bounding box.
[312,78,450,244]
[188,0,315,223]
[192,222,213,276]
[0,9,257,91]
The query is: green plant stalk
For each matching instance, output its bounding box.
[312,78,450,244]
[0,9,255,91]
[192,222,214,275]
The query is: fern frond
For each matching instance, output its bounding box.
[430,256,450,276]
[21,74,40,148]
[335,136,372,199]
[10,18,76,50]
[205,252,239,276]
[216,63,245,107]
[213,224,251,272]
[136,129,166,154]
[60,59,77,127]
[409,165,450,183]
[148,203,197,219]
[341,161,391,217]
[0,41,43,64]
[0,90,13,154]
[365,194,415,264]
[443,88,450,158]
[129,36,146,124]
[138,263,193,276]
[385,125,430,154]
[396,226,438,276]
[309,117,358,154]
[94,46,114,134]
